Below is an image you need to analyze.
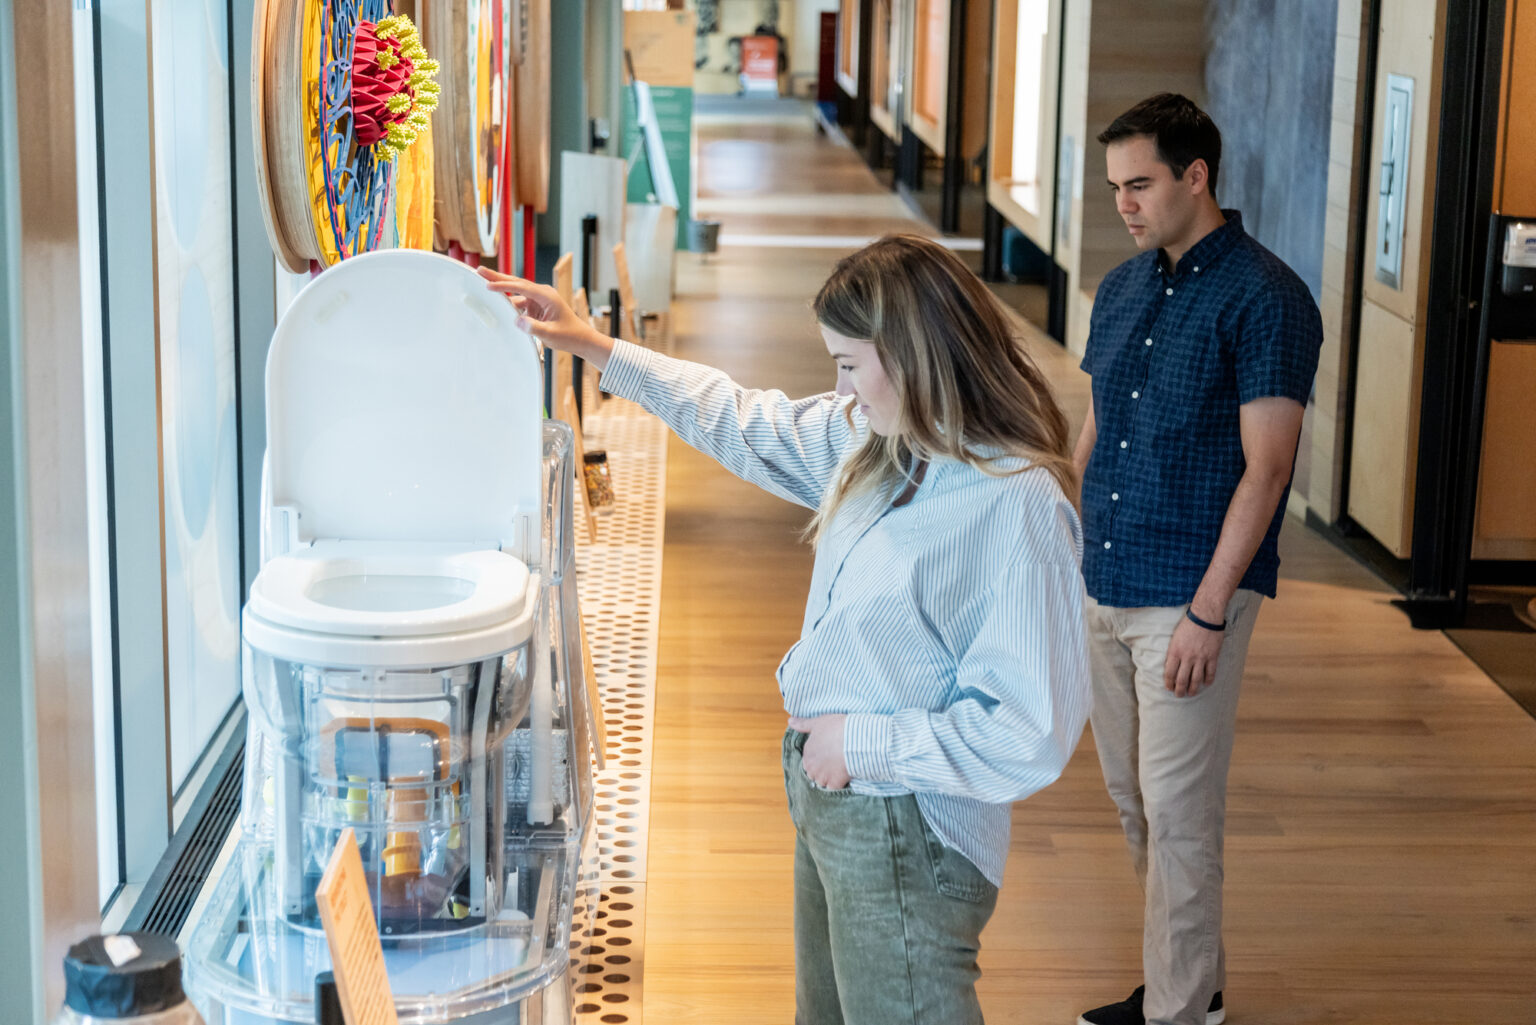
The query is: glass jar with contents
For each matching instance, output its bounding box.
[54,933,206,1025]
[582,450,615,515]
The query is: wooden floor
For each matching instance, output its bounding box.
[640,104,1536,1024]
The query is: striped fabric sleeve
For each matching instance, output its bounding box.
[843,518,1092,803]
[598,338,859,510]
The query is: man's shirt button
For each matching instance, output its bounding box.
[1165,288,1174,296]
[1131,390,1140,399]
[1112,493,1120,501]
[1104,541,1113,549]
[1120,440,1128,449]
[1145,337,1153,346]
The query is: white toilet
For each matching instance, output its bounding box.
[186,249,599,1024]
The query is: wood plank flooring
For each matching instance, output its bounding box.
[640,104,1536,1024]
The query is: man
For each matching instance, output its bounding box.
[1072,94,1322,1025]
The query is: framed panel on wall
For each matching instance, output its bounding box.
[869,0,902,141]
[987,0,1062,252]
[907,0,949,154]
[837,0,860,96]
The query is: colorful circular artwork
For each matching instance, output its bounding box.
[253,0,440,270]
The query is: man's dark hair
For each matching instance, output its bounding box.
[1098,93,1222,196]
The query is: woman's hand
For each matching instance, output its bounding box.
[789,714,850,790]
[476,266,617,371]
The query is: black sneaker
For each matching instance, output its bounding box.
[1076,985,1226,1025]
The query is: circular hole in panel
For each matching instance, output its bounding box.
[605,954,631,965]
[599,1015,628,1024]
[613,870,634,879]
[620,772,641,779]
[608,902,632,912]
[619,798,639,806]
[580,946,606,956]
[615,840,636,848]
[608,918,633,928]
[613,855,635,863]
[603,973,631,984]
[575,1004,601,1014]
[602,994,630,1004]
[612,886,634,894]
[579,964,603,975]
[608,936,633,946]
[577,983,603,993]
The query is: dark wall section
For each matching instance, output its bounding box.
[1205,0,1337,303]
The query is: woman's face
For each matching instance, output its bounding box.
[821,325,900,435]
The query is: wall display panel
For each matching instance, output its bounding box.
[428,0,510,252]
[986,0,1061,252]
[1494,0,1536,212]
[512,0,552,213]
[148,0,244,789]
[907,0,948,153]
[837,0,860,95]
[1345,0,1442,556]
[868,0,906,141]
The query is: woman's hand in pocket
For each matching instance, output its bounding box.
[789,714,850,790]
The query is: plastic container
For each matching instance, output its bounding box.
[686,218,721,254]
[54,933,205,1025]
[582,451,615,514]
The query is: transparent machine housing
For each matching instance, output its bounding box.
[183,252,599,1024]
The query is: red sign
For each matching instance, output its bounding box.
[741,35,779,91]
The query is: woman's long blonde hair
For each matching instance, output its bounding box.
[806,234,1076,542]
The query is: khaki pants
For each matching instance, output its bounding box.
[783,729,999,1025]
[1085,591,1263,1025]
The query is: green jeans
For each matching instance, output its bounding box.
[782,729,999,1025]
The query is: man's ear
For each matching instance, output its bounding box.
[1184,158,1211,196]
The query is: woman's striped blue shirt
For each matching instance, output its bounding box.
[600,339,1091,886]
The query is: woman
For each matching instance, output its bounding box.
[479,234,1090,1025]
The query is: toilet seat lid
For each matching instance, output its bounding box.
[265,250,541,550]
[246,541,532,639]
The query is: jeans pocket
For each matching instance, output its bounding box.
[924,829,992,904]
[802,762,853,795]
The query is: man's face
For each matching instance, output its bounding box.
[1105,135,1202,254]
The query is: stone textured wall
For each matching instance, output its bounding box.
[1205,0,1338,302]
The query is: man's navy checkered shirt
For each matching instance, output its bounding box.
[1079,210,1322,608]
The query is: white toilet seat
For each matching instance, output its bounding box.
[243,540,538,668]
[249,540,531,638]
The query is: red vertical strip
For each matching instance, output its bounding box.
[523,206,536,280]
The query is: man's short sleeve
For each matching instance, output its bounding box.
[1234,283,1323,405]
[1080,276,1113,377]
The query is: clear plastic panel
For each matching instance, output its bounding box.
[239,650,531,933]
[187,420,598,1023]
[184,838,582,1024]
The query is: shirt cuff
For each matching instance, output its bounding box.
[598,339,652,401]
[842,713,895,783]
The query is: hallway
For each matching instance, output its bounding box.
[636,101,1536,1024]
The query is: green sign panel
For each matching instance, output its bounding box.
[623,85,694,250]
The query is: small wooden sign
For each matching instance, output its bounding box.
[315,828,399,1025]
[611,243,641,345]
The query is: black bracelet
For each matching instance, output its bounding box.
[1185,608,1226,632]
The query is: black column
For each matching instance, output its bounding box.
[939,0,967,233]
[1399,0,1506,627]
